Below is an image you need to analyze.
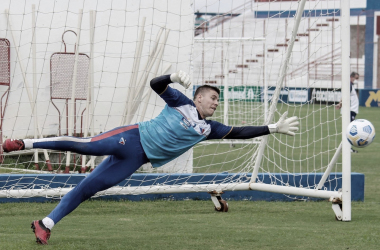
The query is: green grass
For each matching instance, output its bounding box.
[0,106,379,249]
[1,200,380,249]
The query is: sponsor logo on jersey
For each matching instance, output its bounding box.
[180,117,192,130]
[180,121,189,130]
[119,137,125,145]
[182,117,191,127]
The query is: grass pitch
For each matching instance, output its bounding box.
[0,107,379,249]
[1,200,380,249]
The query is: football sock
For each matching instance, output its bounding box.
[23,139,34,149]
[42,217,55,230]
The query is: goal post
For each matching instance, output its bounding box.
[340,0,352,222]
[0,0,358,220]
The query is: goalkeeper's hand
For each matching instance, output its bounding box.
[170,70,191,89]
[268,111,299,136]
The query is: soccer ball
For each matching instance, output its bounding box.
[346,119,376,148]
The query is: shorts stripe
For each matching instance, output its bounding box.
[91,124,139,142]
[31,137,92,143]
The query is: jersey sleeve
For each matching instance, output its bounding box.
[160,86,194,107]
[206,120,233,140]
[224,126,270,139]
[150,74,193,107]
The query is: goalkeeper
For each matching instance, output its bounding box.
[2,70,299,245]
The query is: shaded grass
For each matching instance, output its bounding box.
[1,200,380,249]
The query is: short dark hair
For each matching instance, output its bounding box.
[350,72,359,78]
[193,85,220,100]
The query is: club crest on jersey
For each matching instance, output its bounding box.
[119,137,125,145]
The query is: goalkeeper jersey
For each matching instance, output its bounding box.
[138,86,232,167]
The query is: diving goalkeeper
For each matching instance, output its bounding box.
[2,70,299,245]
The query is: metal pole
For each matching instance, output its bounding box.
[82,10,96,173]
[356,15,359,73]
[32,4,39,170]
[317,142,342,189]
[308,17,310,88]
[66,9,83,172]
[332,18,335,88]
[223,58,229,125]
[263,20,268,122]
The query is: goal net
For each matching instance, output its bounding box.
[0,0,353,219]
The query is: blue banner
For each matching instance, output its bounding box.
[359,89,380,107]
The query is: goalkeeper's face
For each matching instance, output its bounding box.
[195,89,219,118]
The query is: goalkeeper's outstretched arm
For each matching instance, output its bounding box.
[224,112,299,139]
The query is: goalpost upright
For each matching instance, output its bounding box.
[340,0,352,222]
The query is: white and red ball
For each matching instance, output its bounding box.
[346,119,376,148]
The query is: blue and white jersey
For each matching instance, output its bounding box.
[139,86,232,167]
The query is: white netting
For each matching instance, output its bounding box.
[0,0,357,201]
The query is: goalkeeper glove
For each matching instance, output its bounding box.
[170,70,191,89]
[268,111,299,136]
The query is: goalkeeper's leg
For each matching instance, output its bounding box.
[31,126,149,244]
[4,124,139,157]
[46,153,148,224]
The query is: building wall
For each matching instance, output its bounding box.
[365,0,380,88]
